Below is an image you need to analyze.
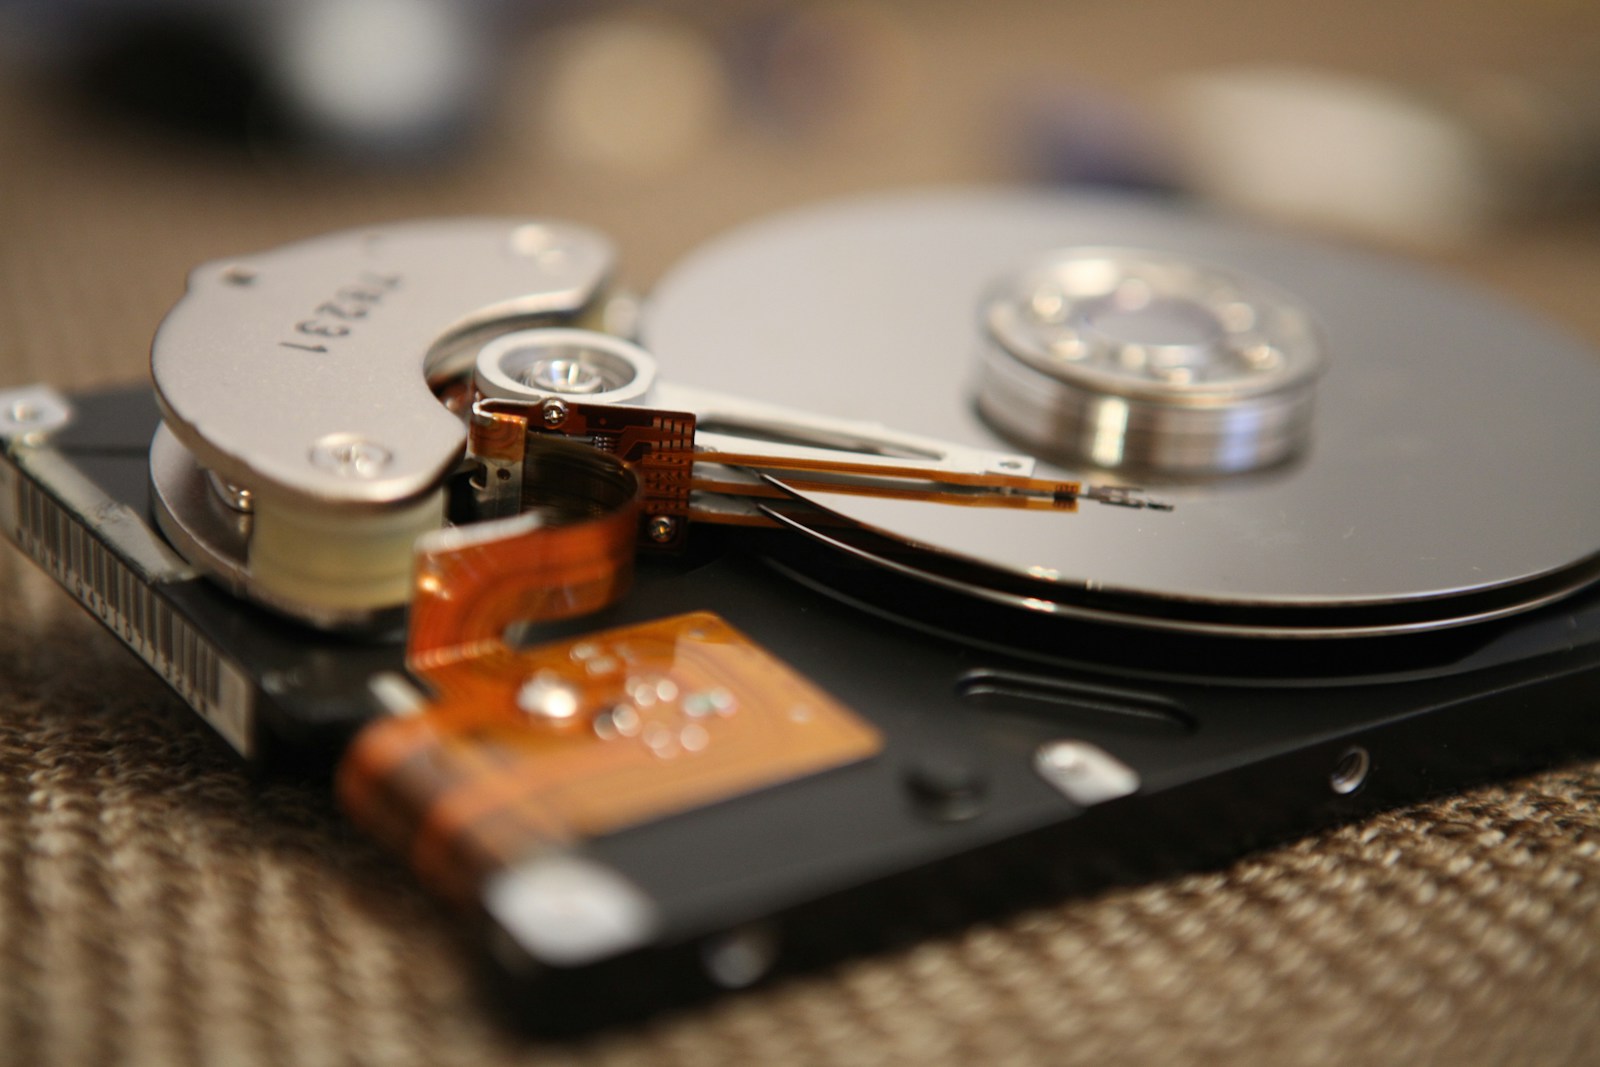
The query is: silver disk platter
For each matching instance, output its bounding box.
[642,190,1600,638]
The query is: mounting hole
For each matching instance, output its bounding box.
[1329,746,1370,796]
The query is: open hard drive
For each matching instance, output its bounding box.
[3,189,1600,1028]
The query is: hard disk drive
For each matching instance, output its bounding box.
[3,189,1600,1029]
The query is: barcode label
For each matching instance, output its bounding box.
[7,471,254,757]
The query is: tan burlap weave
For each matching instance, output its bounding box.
[3,3,1600,1062]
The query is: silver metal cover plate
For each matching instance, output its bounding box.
[151,219,615,511]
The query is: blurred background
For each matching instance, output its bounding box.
[2,6,1600,1064]
[2,0,1599,396]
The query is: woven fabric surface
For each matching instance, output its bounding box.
[4,3,1600,1063]
[4,557,1600,1067]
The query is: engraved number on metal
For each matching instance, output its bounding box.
[280,272,403,353]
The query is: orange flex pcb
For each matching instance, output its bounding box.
[338,612,883,904]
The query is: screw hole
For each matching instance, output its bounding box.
[1330,746,1370,796]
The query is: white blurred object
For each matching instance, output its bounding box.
[1163,65,1600,248]
[273,0,489,153]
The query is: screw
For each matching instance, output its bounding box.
[221,265,257,286]
[310,434,392,478]
[541,398,569,428]
[646,515,678,543]
[205,471,255,513]
[1029,287,1067,322]
[906,752,988,822]
[509,224,570,268]
[1,390,72,438]
[509,224,548,254]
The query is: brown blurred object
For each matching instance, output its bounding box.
[532,10,732,175]
[2,1,1600,1064]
